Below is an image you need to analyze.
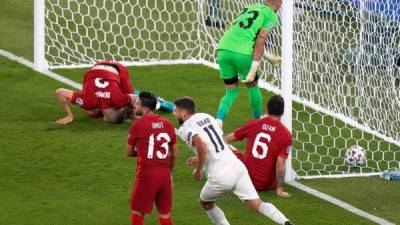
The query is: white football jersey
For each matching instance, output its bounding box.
[178,113,237,175]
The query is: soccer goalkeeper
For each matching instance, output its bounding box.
[216,0,281,127]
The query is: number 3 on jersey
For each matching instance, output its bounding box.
[148,133,170,159]
[237,8,259,29]
[252,132,271,159]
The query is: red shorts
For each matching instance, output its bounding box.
[130,168,172,214]
[70,71,131,110]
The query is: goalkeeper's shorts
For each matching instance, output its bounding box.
[217,49,253,81]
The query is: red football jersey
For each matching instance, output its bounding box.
[233,117,292,190]
[93,61,134,94]
[70,69,131,110]
[127,114,176,170]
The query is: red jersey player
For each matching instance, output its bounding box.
[55,61,136,125]
[226,95,292,197]
[125,91,178,225]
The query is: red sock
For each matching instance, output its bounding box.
[131,214,144,225]
[159,216,173,225]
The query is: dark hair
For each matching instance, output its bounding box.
[174,96,196,114]
[267,95,284,116]
[139,91,157,111]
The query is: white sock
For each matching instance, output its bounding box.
[206,205,230,225]
[258,202,289,224]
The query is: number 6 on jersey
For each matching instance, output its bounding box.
[252,132,271,159]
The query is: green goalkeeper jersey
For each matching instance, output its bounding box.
[218,3,278,56]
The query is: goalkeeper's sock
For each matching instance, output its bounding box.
[216,87,239,121]
[206,205,231,225]
[258,203,289,224]
[248,86,262,119]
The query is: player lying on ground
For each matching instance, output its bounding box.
[216,0,282,127]
[125,91,178,225]
[226,95,291,197]
[173,96,293,225]
[55,61,136,125]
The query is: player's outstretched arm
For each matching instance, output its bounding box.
[276,156,290,197]
[192,135,208,181]
[242,29,269,83]
[55,88,74,125]
[225,132,238,143]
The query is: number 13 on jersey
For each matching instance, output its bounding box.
[148,133,170,159]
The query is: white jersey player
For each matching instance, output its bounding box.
[173,96,294,225]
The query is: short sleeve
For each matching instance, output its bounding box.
[233,120,256,140]
[178,124,201,147]
[262,10,278,32]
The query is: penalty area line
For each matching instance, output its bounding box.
[0,49,82,90]
[289,181,395,225]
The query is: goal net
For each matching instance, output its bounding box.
[40,0,400,178]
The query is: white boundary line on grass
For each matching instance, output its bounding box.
[0,48,395,225]
[0,49,82,90]
[290,181,395,225]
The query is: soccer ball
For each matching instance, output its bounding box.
[345,145,366,166]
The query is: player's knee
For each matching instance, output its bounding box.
[244,199,262,212]
[158,212,171,219]
[199,199,214,210]
[131,210,144,217]
[55,88,64,96]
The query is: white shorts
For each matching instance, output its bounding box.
[200,160,259,202]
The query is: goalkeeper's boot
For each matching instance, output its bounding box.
[284,221,294,225]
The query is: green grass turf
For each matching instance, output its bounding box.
[0,56,380,225]
[0,0,33,60]
[301,177,400,224]
[1,1,399,224]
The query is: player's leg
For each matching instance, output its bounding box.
[200,200,230,225]
[131,210,144,225]
[238,56,263,119]
[55,88,74,125]
[216,50,240,127]
[232,163,293,225]
[200,181,230,225]
[130,174,155,225]
[155,171,174,225]
[244,76,262,119]
[244,199,293,225]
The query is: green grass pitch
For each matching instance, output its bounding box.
[1,0,400,224]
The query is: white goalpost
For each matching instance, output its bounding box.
[34,0,400,180]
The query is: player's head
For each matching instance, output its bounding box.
[173,96,196,125]
[134,91,157,116]
[264,0,282,11]
[267,95,284,117]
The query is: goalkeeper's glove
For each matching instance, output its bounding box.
[242,61,260,83]
[265,52,282,68]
